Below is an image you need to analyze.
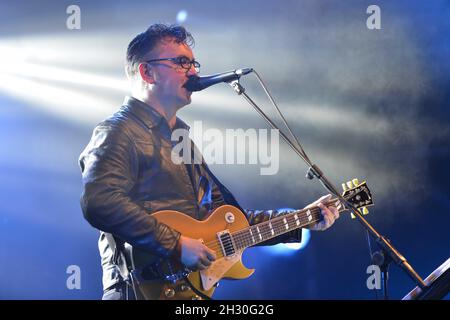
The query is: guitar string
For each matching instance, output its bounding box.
[232,211,322,250]
[211,215,323,257]
[171,193,365,261]
[234,213,311,248]
[204,198,351,254]
[203,198,339,249]
[210,214,323,258]
[231,201,349,249]
[205,205,326,252]
[205,212,319,252]
[204,207,325,254]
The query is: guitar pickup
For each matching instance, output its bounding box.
[217,230,236,257]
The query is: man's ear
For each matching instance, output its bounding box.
[138,62,155,84]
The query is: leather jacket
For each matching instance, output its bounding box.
[79,96,302,290]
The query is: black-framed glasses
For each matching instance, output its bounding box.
[146,56,200,73]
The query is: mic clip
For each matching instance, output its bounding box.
[229,79,245,95]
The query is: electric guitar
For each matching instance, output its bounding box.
[126,180,373,300]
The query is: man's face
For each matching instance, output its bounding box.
[147,38,198,109]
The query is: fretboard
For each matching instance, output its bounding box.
[231,198,341,250]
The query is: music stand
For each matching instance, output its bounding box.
[402,258,450,300]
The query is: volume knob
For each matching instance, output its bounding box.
[164,288,175,298]
[225,212,235,223]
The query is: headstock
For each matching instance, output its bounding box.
[342,178,374,218]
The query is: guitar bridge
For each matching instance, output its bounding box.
[217,230,236,257]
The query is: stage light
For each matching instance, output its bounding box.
[0,73,115,124]
[176,10,188,23]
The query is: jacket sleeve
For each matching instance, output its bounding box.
[79,123,180,259]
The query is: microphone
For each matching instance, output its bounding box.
[183,68,253,92]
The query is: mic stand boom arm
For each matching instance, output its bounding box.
[227,77,427,293]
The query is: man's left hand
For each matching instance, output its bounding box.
[305,194,340,231]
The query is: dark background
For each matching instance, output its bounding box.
[0,0,448,299]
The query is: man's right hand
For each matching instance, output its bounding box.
[177,235,217,271]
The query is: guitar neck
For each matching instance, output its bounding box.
[231,198,343,250]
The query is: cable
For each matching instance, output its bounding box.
[252,70,311,163]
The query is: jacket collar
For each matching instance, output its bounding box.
[122,96,190,132]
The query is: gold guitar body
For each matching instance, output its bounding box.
[129,205,254,300]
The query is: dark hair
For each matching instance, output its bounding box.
[126,23,194,77]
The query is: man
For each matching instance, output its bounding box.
[79,24,339,300]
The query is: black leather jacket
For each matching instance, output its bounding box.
[79,96,301,290]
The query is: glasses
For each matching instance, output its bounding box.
[146,56,200,73]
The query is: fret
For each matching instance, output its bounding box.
[306,209,313,222]
[283,217,289,230]
[294,213,300,226]
[249,228,256,244]
[268,222,275,236]
[256,226,262,241]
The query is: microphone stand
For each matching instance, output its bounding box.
[227,76,427,297]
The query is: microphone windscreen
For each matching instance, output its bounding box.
[183,76,202,92]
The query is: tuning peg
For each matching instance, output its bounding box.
[346,181,354,189]
[342,183,348,192]
[350,207,370,220]
[352,178,359,186]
